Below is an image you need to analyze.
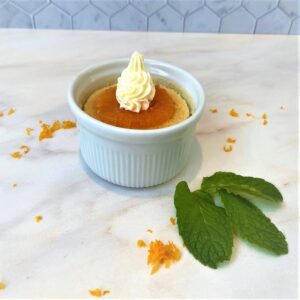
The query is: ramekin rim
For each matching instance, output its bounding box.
[68,58,205,137]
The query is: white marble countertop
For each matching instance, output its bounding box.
[0,29,298,299]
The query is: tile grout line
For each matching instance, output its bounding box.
[203,1,222,33]
[0,0,298,34]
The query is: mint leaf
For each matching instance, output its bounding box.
[220,190,288,255]
[174,181,233,268]
[201,172,283,203]
[192,190,214,203]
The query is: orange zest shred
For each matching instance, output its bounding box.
[89,289,110,297]
[35,215,43,223]
[12,183,17,188]
[7,107,15,115]
[263,119,268,126]
[61,120,76,129]
[51,120,61,132]
[229,108,239,117]
[223,145,233,152]
[0,112,3,117]
[39,120,76,141]
[147,240,181,274]
[20,145,30,154]
[147,229,153,233]
[262,113,268,119]
[137,240,147,248]
[26,128,34,136]
[10,151,22,159]
[210,108,218,113]
[170,217,176,225]
[39,123,53,141]
[89,289,102,297]
[226,137,236,144]
[246,113,255,118]
[0,282,6,290]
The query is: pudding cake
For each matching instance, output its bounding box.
[83,52,190,130]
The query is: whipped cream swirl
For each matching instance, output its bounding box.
[116,51,155,113]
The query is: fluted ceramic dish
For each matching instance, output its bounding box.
[68,59,205,188]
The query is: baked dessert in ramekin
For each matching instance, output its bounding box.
[68,52,205,188]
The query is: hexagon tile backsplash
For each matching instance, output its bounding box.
[0,0,298,34]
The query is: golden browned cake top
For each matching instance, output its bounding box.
[84,84,189,130]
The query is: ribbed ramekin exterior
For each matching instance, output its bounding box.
[68,59,205,188]
[80,126,193,188]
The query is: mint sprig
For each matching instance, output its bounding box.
[175,182,233,268]
[201,172,283,203]
[173,172,288,269]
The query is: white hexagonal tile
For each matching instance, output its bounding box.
[92,0,128,16]
[168,0,204,16]
[73,5,109,30]
[279,0,299,18]
[111,5,146,31]
[185,6,220,32]
[0,2,32,28]
[256,8,291,34]
[221,6,255,33]
[130,0,165,15]
[290,17,300,34]
[34,4,71,29]
[206,0,241,17]
[148,5,183,31]
[11,0,48,13]
[52,0,89,15]
[243,0,278,17]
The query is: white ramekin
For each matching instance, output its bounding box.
[68,59,205,188]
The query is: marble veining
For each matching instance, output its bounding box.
[0,30,298,298]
